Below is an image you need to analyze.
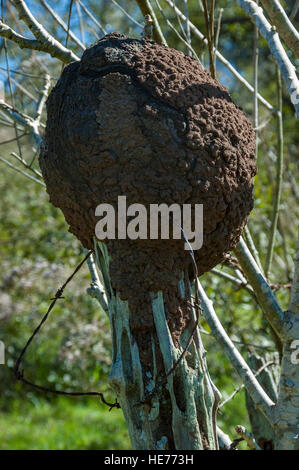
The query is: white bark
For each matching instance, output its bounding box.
[234,237,285,337]
[196,278,275,422]
[260,0,299,58]
[7,0,79,63]
[164,0,275,113]
[274,238,299,449]
[237,0,299,117]
[94,242,219,450]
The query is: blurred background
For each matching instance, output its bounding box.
[0,0,298,449]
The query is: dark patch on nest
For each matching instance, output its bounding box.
[40,33,256,347]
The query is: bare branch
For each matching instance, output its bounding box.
[195,278,275,422]
[40,0,85,51]
[155,0,200,60]
[289,236,299,318]
[34,74,51,123]
[135,0,167,45]
[244,225,264,273]
[78,0,106,35]
[211,268,254,294]
[164,0,275,113]
[0,97,32,126]
[290,0,299,21]
[235,425,262,450]
[260,0,299,58]
[0,19,78,63]
[75,0,85,46]
[237,0,299,117]
[84,248,109,314]
[219,360,275,408]
[265,67,284,277]
[0,155,45,186]
[274,236,299,449]
[11,151,43,179]
[10,0,79,63]
[111,0,143,29]
[0,94,45,150]
[234,237,285,337]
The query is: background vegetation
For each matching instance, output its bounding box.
[0,0,298,449]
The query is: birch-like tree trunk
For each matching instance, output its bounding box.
[94,242,219,450]
[274,239,299,450]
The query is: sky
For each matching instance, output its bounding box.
[0,1,243,107]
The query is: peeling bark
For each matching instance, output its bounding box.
[274,238,299,449]
[245,352,280,449]
[97,242,219,450]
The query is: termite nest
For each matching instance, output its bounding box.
[40,33,256,346]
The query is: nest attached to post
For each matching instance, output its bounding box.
[39,33,256,344]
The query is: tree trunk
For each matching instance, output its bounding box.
[274,238,299,450]
[245,352,280,449]
[95,242,220,450]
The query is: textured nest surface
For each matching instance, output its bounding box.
[40,33,256,341]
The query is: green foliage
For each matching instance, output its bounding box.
[0,397,130,450]
[0,0,298,450]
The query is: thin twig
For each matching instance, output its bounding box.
[163,0,275,113]
[194,280,275,422]
[211,267,254,294]
[75,0,85,46]
[203,0,216,78]
[0,154,45,186]
[234,237,285,337]
[0,132,26,145]
[253,0,259,158]
[244,225,264,273]
[13,251,120,411]
[11,151,43,178]
[78,0,106,35]
[214,7,223,74]
[260,0,299,58]
[183,0,191,55]
[65,0,74,49]
[135,0,167,45]
[111,0,143,29]
[219,360,275,408]
[237,0,299,117]
[155,0,200,60]
[40,0,85,51]
[8,0,79,63]
[265,66,284,277]
[290,0,299,21]
[235,425,262,450]
[1,0,23,158]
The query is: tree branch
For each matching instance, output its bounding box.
[234,237,285,336]
[235,425,262,449]
[40,0,85,51]
[237,0,299,117]
[0,155,45,186]
[164,0,276,114]
[136,0,167,45]
[9,0,79,63]
[260,0,299,58]
[195,279,275,422]
[265,66,284,277]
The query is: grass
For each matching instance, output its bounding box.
[0,397,131,450]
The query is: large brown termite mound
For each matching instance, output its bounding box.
[39,33,256,349]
